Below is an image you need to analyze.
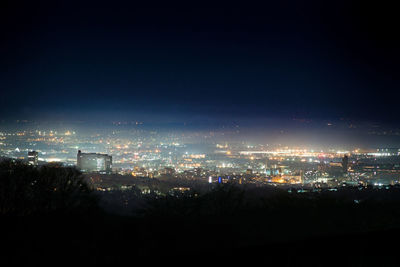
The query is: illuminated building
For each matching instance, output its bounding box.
[28,151,38,166]
[162,167,175,176]
[131,167,148,177]
[376,148,400,156]
[266,167,281,176]
[77,150,112,174]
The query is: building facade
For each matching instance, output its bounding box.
[77,150,112,174]
[28,151,39,166]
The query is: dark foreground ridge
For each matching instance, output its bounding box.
[1,160,400,266]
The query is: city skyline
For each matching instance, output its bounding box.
[2,2,400,265]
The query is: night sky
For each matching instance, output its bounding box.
[1,1,399,126]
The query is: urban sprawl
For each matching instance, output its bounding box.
[2,127,400,194]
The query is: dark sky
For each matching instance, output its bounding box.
[1,1,399,125]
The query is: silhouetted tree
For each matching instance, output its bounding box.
[0,159,98,215]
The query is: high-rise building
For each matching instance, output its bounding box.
[77,150,112,174]
[342,155,349,173]
[28,151,38,166]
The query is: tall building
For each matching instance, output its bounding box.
[28,151,38,166]
[77,150,112,174]
[342,155,349,173]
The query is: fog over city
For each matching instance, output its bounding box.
[2,1,400,266]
